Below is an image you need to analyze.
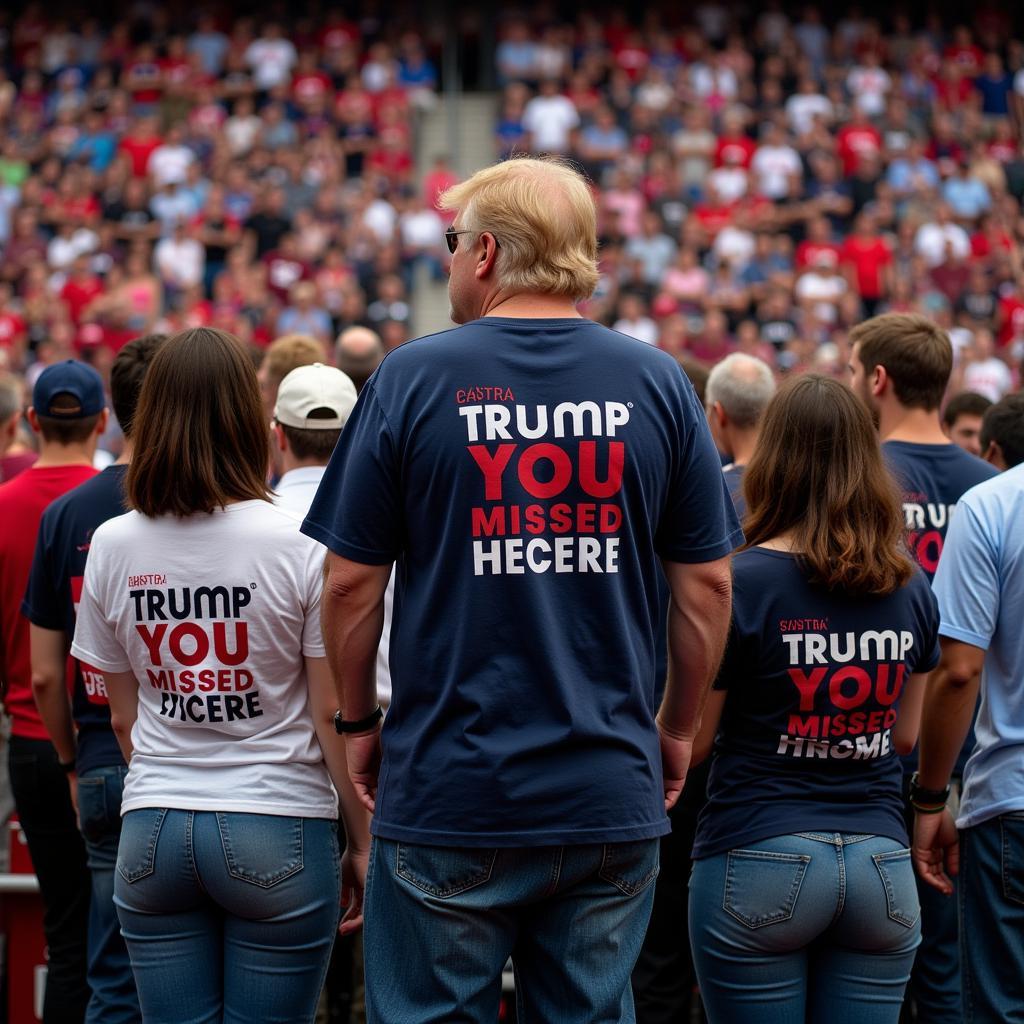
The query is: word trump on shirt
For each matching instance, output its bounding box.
[776,627,915,760]
[130,584,264,724]
[460,399,630,576]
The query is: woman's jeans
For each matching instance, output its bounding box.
[114,809,340,1024]
[689,833,921,1024]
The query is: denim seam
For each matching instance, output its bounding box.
[833,840,847,925]
[543,846,563,897]
[1000,818,1024,906]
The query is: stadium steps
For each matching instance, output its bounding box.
[412,93,498,338]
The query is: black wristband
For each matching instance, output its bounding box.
[58,759,76,775]
[909,771,950,807]
[334,705,383,735]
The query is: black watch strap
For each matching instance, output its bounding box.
[909,771,950,806]
[58,759,77,775]
[334,705,383,735]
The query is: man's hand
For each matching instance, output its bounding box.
[657,720,693,810]
[68,773,79,829]
[913,808,959,895]
[346,726,383,813]
[339,844,369,936]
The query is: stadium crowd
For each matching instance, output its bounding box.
[1,6,1024,1024]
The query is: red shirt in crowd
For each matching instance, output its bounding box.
[714,135,756,169]
[837,124,882,175]
[60,275,105,324]
[120,133,163,177]
[998,294,1024,347]
[293,70,333,106]
[796,241,842,270]
[0,464,98,740]
[0,310,27,349]
[841,236,892,299]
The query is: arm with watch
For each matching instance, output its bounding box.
[912,637,986,895]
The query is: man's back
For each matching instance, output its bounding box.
[883,440,997,580]
[304,316,740,845]
[0,464,97,736]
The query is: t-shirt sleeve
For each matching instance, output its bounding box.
[655,365,744,563]
[932,500,998,651]
[712,574,753,692]
[69,536,132,673]
[301,543,326,658]
[301,379,402,564]
[22,513,64,631]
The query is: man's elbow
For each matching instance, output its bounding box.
[893,733,917,757]
[942,658,982,691]
[30,671,60,704]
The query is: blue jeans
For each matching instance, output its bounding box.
[114,809,340,1024]
[364,837,660,1023]
[76,765,140,1023]
[960,813,1024,1022]
[689,833,920,1024]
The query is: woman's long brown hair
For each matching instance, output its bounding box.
[127,327,272,516]
[742,374,913,596]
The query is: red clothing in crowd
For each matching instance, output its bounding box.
[837,124,882,175]
[61,276,105,324]
[0,464,98,740]
[120,133,162,177]
[714,135,756,169]
[841,236,892,300]
[796,241,842,269]
[998,294,1024,347]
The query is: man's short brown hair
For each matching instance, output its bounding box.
[262,335,325,391]
[849,313,953,412]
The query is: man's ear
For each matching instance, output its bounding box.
[95,408,110,435]
[272,422,287,454]
[26,406,41,434]
[713,401,727,430]
[982,440,1005,471]
[475,233,501,280]
[872,364,888,399]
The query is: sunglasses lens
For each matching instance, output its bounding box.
[446,231,457,254]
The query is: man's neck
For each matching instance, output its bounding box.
[280,456,327,477]
[33,442,96,469]
[481,292,583,319]
[726,429,759,468]
[115,440,134,466]
[878,405,949,445]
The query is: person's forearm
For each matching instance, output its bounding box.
[312,715,372,852]
[917,663,980,790]
[659,569,732,738]
[322,563,385,720]
[32,674,77,763]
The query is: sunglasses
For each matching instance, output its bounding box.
[445,227,500,255]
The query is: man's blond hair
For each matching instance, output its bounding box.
[263,334,325,389]
[438,157,599,302]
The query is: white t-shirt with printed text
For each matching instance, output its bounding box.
[71,500,337,818]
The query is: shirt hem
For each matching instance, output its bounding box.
[68,643,132,674]
[370,818,671,847]
[299,521,396,565]
[938,622,991,651]
[120,797,339,819]
[657,526,745,565]
[957,798,1024,830]
[693,819,909,859]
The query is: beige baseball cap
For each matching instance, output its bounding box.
[274,363,358,430]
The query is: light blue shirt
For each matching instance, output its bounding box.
[932,464,1024,828]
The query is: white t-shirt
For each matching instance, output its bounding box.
[148,144,195,187]
[751,145,802,199]
[785,93,833,135]
[521,95,580,154]
[71,500,337,819]
[275,467,394,707]
[914,222,970,268]
[153,237,204,287]
[245,38,298,90]
[964,358,1013,402]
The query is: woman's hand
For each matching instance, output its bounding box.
[339,844,369,936]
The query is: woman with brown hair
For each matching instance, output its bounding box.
[686,374,939,1024]
[70,327,368,1023]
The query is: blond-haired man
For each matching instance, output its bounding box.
[304,158,741,1023]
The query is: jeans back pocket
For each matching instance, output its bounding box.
[396,843,497,898]
[872,849,920,927]
[1000,813,1024,906]
[217,813,304,889]
[117,808,167,883]
[599,840,660,896]
[723,849,810,929]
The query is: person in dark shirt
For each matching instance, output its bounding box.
[690,375,939,1024]
[979,393,1024,470]
[25,334,165,1022]
[705,353,776,518]
[942,391,991,458]
[244,186,292,259]
[848,312,997,1023]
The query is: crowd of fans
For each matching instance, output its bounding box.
[496,6,1024,403]
[0,5,451,408]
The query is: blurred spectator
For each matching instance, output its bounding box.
[979,393,1024,469]
[942,391,993,456]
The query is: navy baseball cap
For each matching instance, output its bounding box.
[32,360,106,419]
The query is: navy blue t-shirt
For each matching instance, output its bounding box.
[883,441,997,583]
[693,548,940,859]
[722,463,746,519]
[22,465,128,774]
[884,440,996,774]
[303,317,743,846]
